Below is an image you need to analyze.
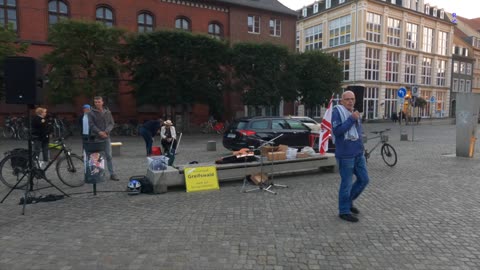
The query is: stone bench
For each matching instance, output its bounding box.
[111,142,123,157]
[146,153,337,193]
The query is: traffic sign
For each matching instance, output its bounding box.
[397,87,407,98]
[412,85,419,97]
[430,96,436,103]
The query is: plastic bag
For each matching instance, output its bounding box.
[300,146,316,156]
[286,148,298,160]
[147,155,169,171]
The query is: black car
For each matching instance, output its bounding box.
[222,117,314,151]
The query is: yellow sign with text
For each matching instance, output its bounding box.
[184,166,219,192]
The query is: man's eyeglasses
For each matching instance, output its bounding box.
[343,98,355,101]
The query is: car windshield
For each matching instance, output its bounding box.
[230,120,248,129]
[286,120,309,130]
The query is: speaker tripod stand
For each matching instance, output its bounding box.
[241,134,288,195]
[0,105,69,215]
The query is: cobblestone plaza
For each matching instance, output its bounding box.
[1,122,480,269]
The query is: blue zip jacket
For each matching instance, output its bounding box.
[331,106,364,158]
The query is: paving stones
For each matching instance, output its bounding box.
[1,123,480,269]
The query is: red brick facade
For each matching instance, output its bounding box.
[1,0,296,126]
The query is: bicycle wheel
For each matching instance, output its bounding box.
[56,154,85,187]
[3,127,14,139]
[0,154,29,189]
[381,143,397,167]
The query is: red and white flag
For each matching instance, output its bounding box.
[319,95,334,155]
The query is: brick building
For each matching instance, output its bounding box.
[0,0,297,126]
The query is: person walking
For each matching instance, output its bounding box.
[31,107,50,166]
[88,96,119,181]
[139,118,163,156]
[331,91,370,223]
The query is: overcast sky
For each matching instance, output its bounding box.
[278,0,479,19]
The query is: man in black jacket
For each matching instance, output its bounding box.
[139,119,163,156]
[31,107,50,163]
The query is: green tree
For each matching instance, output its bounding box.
[230,43,297,106]
[295,51,343,114]
[43,20,125,104]
[124,31,228,117]
[0,25,28,100]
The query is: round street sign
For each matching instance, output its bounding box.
[430,96,436,103]
[397,87,407,98]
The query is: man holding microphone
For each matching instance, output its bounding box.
[331,91,370,222]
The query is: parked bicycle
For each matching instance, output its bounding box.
[1,116,28,140]
[0,137,84,189]
[201,120,226,134]
[364,128,397,167]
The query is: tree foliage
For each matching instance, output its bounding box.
[294,50,344,109]
[124,31,228,111]
[0,25,28,100]
[43,20,125,104]
[230,43,297,106]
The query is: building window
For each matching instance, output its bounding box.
[419,90,432,117]
[365,47,380,81]
[460,62,466,74]
[440,9,445,19]
[0,0,17,30]
[48,0,68,25]
[405,23,418,49]
[332,49,350,80]
[384,88,397,119]
[248,15,260,34]
[433,8,437,17]
[436,60,446,86]
[421,57,432,85]
[466,80,472,92]
[437,31,448,55]
[366,12,381,43]
[387,18,401,47]
[326,0,331,9]
[453,78,458,92]
[386,51,399,82]
[425,5,430,14]
[175,16,191,31]
[328,15,351,47]
[404,54,417,84]
[302,7,307,17]
[269,18,281,37]
[459,79,465,92]
[304,24,322,51]
[138,12,154,33]
[364,87,379,120]
[208,22,223,39]
[422,27,434,53]
[313,3,319,13]
[96,5,114,27]
[466,63,472,75]
[436,92,445,113]
[339,0,345,3]
[453,61,459,73]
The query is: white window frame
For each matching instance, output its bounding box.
[313,3,319,13]
[365,47,380,81]
[459,79,465,92]
[269,18,281,37]
[248,15,260,34]
[425,5,430,14]
[302,7,307,17]
[339,0,345,3]
[332,49,350,81]
[405,23,418,49]
[453,61,459,73]
[384,88,397,119]
[466,80,472,92]
[421,57,432,85]
[326,0,331,9]
[440,9,445,19]
[422,27,434,53]
[453,78,459,92]
[433,7,437,17]
[387,18,401,47]
[364,87,379,120]
[437,31,448,56]
[404,54,417,84]
[328,15,351,48]
[460,62,466,74]
[366,12,381,43]
[386,51,400,82]
[436,60,446,86]
[467,63,472,75]
[304,24,323,51]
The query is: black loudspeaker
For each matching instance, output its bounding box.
[5,56,44,105]
[346,85,365,113]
